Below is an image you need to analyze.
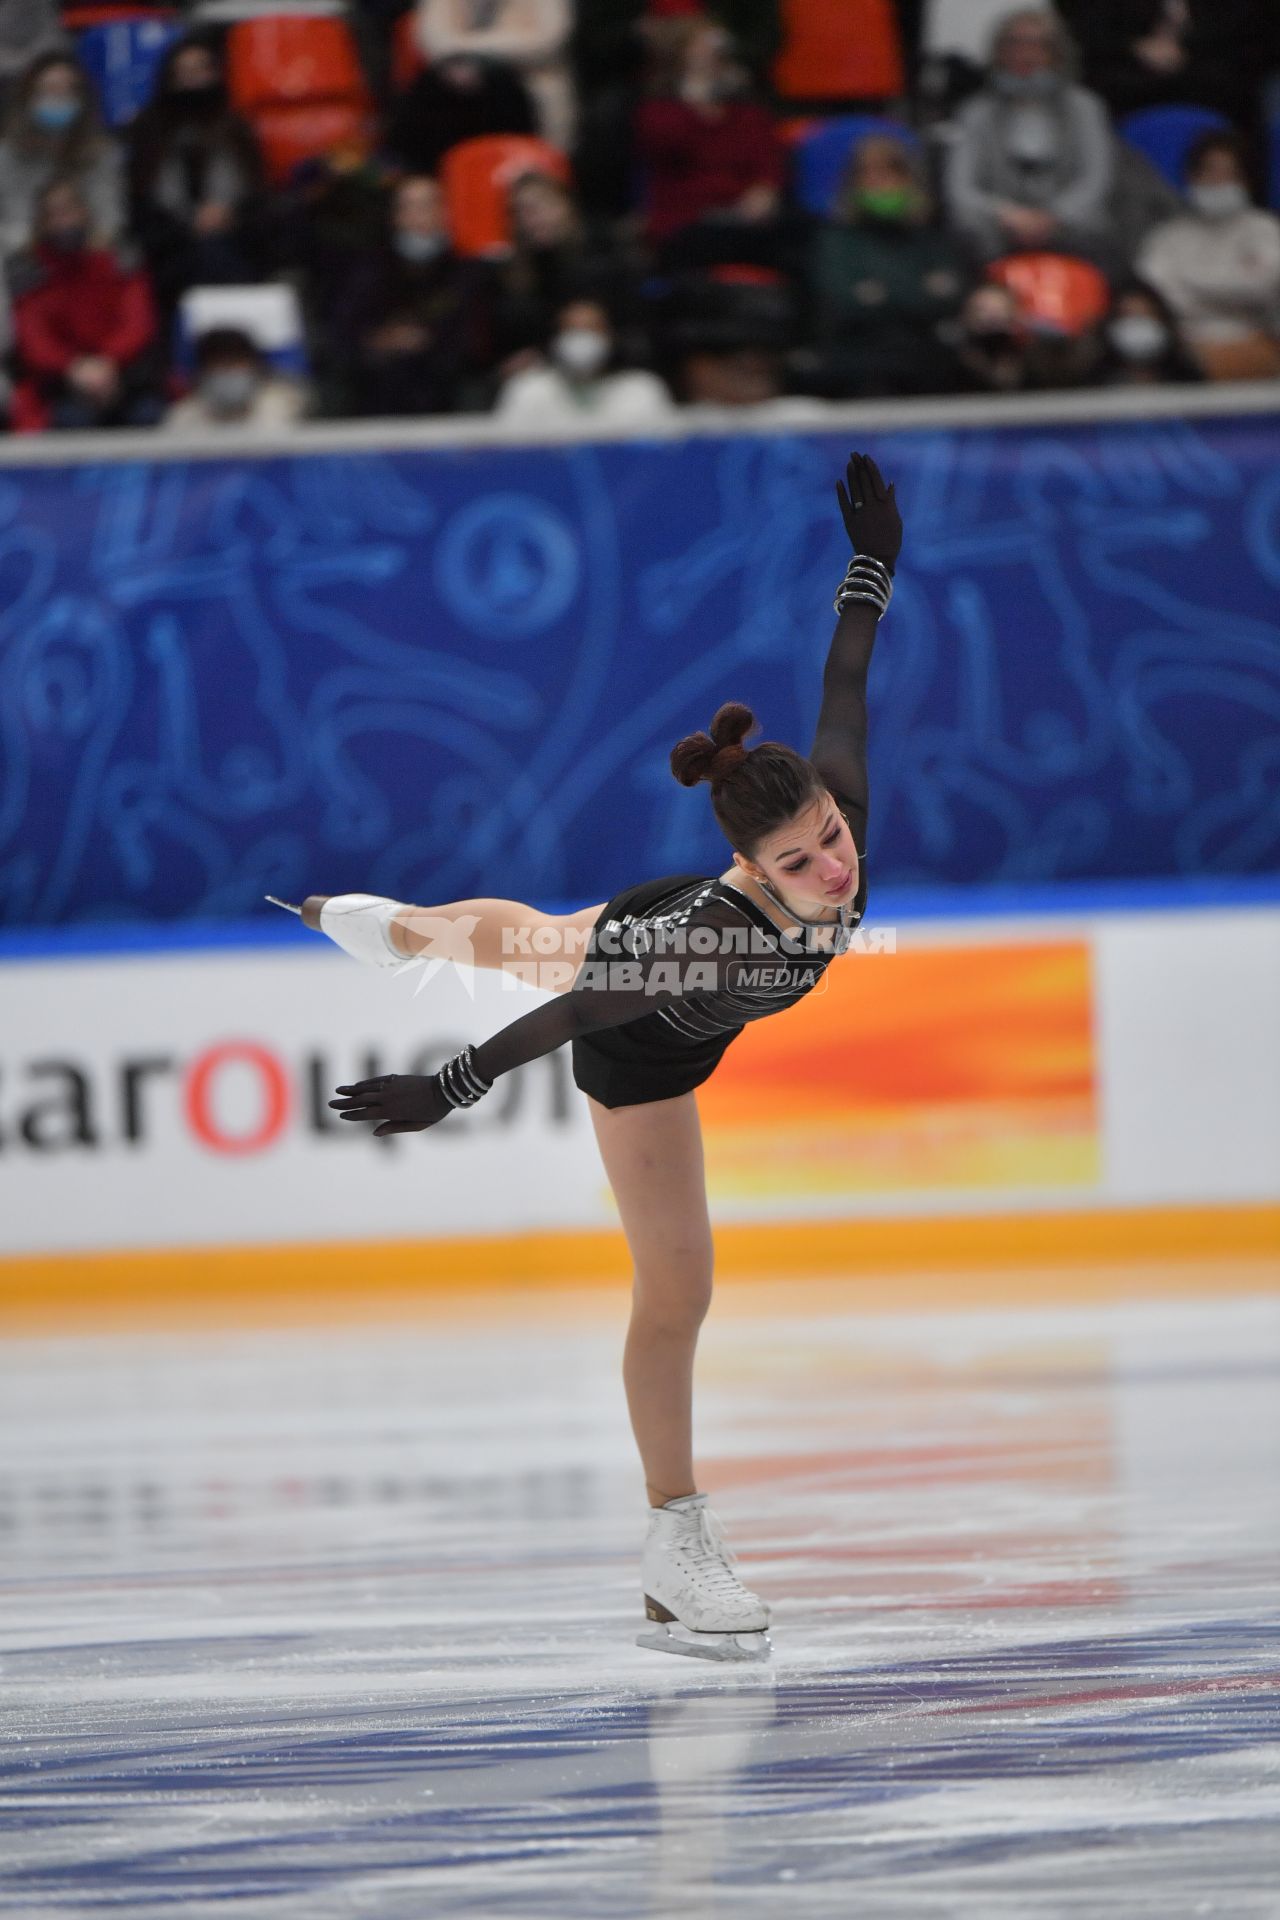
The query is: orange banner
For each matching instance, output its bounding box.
[699,940,1099,1201]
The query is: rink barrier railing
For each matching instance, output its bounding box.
[0,376,1277,468]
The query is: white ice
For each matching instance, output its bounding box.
[2,1277,1278,1918]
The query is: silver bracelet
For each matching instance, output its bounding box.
[435,1045,493,1109]
[834,554,894,617]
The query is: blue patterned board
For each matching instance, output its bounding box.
[2,415,1278,928]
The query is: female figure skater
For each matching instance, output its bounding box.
[307,452,900,1663]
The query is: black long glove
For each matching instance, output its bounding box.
[329,1074,452,1136]
[836,451,902,575]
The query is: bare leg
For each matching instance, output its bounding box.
[587,1092,714,1507]
[388,897,606,992]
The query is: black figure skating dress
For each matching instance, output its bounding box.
[458,592,884,1111]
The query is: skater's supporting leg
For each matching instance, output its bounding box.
[389,897,606,990]
[587,1091,713,1508]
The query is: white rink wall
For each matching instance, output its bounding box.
[1,898,1277,1261]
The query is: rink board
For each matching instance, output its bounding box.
[1,898,1277,1319]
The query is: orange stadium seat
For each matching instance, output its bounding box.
[226,15,369,113]
[225,16,373,185]
[774,0,905,103]
[986,253,1110,337]
[440,135,571,257]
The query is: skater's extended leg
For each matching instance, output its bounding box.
[390,897,606,991]
[587,1091,713,1508]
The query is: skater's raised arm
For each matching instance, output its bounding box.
[808,452,901,858]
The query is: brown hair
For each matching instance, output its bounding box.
[6,51,109,172]
[835,132,932,225]
[670,701,827,857]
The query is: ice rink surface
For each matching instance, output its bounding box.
[2,1270,1278,1919]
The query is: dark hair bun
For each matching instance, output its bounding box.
[670,701,757,788]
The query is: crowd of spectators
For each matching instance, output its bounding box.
[1,0,1279,434]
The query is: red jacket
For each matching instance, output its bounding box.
[635,96,785,242]
[13,244,158,432]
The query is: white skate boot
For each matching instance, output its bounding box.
[311,894,407,970]
[636,1492,772,1664]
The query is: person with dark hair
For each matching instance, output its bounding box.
[1064,0,1263,132]
[411,0,574,149]
[494,170,640,363]
[283,452,901,1665]
[162,324,309,432]
[495,294,672,421]
[1137,129,1280,380]
[0,0,63,119]
[0,50,123,259]
[328,174,498,417]
[1099,276,1202,384]
[9,176,160,431]
[126,33,265,311]
[386,50,535,179]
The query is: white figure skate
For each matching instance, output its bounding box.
[636,1492,772,1664]
[305,894,407,969]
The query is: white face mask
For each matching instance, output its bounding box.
[993,67,1059,100]
[553,329,608,378]
[1189,181,1249,221]
[395,230,446,263]
[1108,314,1168,361]
[201,367,258,415]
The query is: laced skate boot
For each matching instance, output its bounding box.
[636,1492,772,1663]
[307,894,406,970]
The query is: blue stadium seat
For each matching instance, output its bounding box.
[75,15,182,129]
[1118,104,1232,191]
[175,284,311,379]
[788,113,919,217]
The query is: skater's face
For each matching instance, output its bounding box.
[735,792,859,914]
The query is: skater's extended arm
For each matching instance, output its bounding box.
[328,898,762,1135]
[808,453,901,858]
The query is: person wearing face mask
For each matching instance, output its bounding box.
[940,281,1035,391]
[1137,132,1280,381]
[331,175,499,417]
[0,51,123,259]
[943,8,1115,265]
[0,0,63,118]
[1099,278,1201,386]
[812,132,969,397]
[127,35,265,312]
[162,326,308,434]
[496,296,673,423]
[634,17,785,269]
[9,178,160,432]
[494,170,640,366]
